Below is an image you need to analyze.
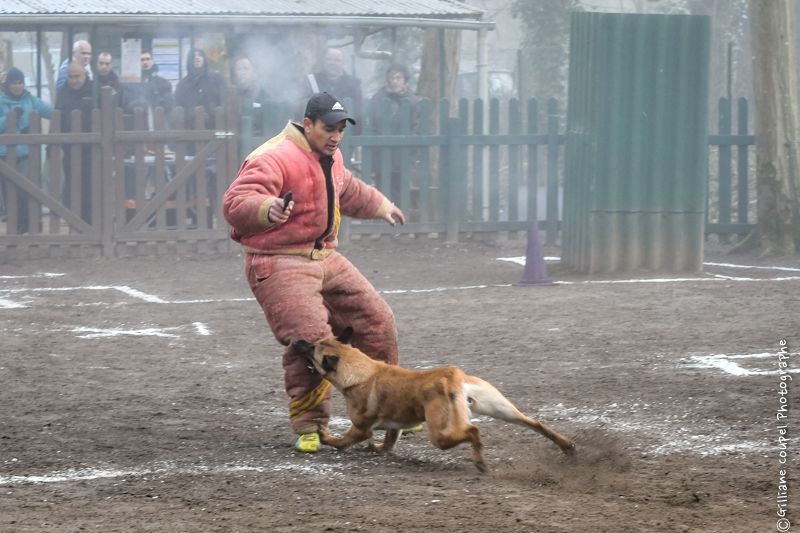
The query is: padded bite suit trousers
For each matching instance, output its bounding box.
[246,251,399,434]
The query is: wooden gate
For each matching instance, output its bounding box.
[0,96,105,258]
[111,93,237,256]
[0,88,238,259]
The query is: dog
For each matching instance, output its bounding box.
[292,328,575,472]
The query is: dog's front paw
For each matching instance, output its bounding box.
[318,430,338,446]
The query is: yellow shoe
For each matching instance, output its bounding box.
[402,423,424,435]
[294,432,321,453]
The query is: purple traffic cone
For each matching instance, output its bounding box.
[518,223,553,286]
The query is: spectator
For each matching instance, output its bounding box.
[123,50,175,127]
[234,56,267,135]
[94,51,120,92]
[0,67,53,233]
[174,48,226,218]
[93,51,124,109]
[174,48,226,122]
[55,62,93,223]
[307,47,363,134]
[137,50,175,116]
[369,64,420,198]
[56,40,93,90]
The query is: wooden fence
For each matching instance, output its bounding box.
[0,87,238,259]
[708,97,755,237]
[1,94,755,259]
[242,96,756,246]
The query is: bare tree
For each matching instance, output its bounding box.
[736,0,800,255]
[416,28,461,118]
[512,0,580,102]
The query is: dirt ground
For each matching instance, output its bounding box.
[1,237,798,532]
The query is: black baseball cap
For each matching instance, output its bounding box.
[304,92,357,126]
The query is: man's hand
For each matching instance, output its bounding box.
[383,203,405,226]
[267,195,294,225]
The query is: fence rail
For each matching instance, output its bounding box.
[2,94,755,259]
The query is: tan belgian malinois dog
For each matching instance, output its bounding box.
[292,328,575,472]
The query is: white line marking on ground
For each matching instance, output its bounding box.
[4,255,799,311]
[193,322,211,336]
[112,286,168,303]
[382,284,511,294]
[497,256,560,266]
[650,439,771,456]
[712,274,756,281]
[0,297,26,309]
[704,261,800,273]
[684,351,800,376]
[0,460,345,485]
[539,402,772,456]
[725,352,784,359]
[0,285,171,308]
[0,285,116,293]
[500,256,800,273]
[0,272,66,280]
[0,285,165,302]
[67,322,216,339]
[555,275,800,284]
[69,326,181,339]
[556,277,721,285]
[171,297,254,304]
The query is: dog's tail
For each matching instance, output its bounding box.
[463,375,575,454]
[462,375,526,421]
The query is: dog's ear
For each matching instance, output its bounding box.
[291,340,315,356]
[321,355,339,373]
[336,327,354,345]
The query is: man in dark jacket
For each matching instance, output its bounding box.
[122,50,175,125]
[307,47,363,134]
[94,51,120,92]
[93,51,125,109]
[137,50,174,116]
[55,62,94,223]
[175,48,226,122]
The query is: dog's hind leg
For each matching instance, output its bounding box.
[463,376,575,455]
[464,425,486,472]
[424,394,487,473]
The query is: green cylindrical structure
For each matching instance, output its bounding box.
[562,12,711,274]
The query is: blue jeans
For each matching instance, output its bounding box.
[0,156,30,233]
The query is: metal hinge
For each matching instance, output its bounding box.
[214,131,236,139]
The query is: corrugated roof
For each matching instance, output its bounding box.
[1,0,484,19]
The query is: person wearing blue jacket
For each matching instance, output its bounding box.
[1,67,53,232]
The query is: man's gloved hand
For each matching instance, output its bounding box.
[383,203,405,227]
[267,193,294,225]
[13,107,23,119]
